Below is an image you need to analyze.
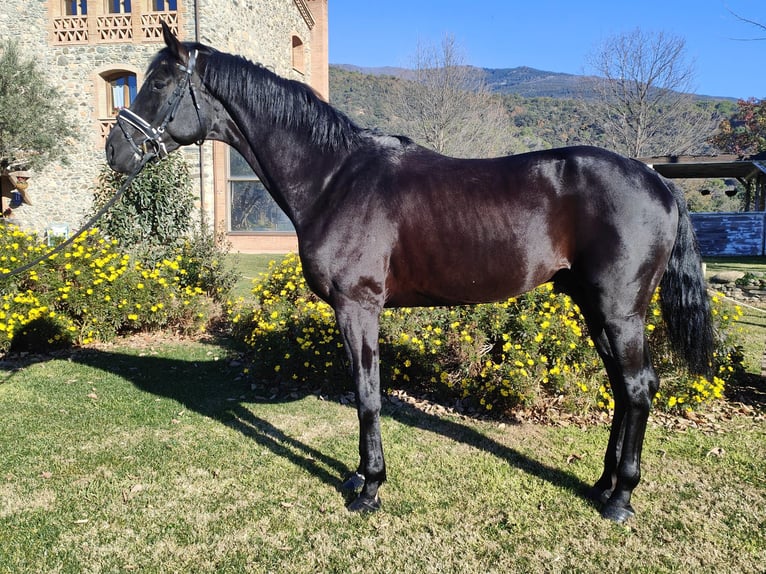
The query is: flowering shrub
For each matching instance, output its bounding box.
[648,290,742,410]
[175,226,240,302]
[91,156,238,301]
[234,254,744,415]
[0,224,212,351]
[228,254,347,387]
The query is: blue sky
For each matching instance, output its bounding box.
[328,0,764,99]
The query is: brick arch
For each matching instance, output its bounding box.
[291,34,305,75]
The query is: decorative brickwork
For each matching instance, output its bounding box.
[140,10,180,41]
[48,0,182,46]
[52,16,88,44]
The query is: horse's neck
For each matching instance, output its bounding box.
[220,99,344,230]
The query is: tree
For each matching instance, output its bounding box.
[582,29,716,157]
[711,9,766,155]
[0,41,75,172]
[710,98,766,155]
[386,35,511,158]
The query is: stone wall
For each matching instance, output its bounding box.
[197,0,313,80]
[1,0,316,242]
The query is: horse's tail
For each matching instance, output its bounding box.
[658,178,714,377]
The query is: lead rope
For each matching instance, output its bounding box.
[0,153,155,280]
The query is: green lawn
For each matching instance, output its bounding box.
[226,253,281,298]
[1,339,764,573]
[702,256,766,375]
[705,256,766,275]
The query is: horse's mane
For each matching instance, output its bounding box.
[201,49,362,151]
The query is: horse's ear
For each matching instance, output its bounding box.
[161,21,188,62]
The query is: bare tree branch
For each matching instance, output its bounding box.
[386,35,511,158]
[581,29,717,157]
[727,7,766,41]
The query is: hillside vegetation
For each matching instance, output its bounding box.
[329,65,737,156]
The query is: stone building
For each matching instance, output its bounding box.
[1,0,328,252]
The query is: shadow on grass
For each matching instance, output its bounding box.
[726,372,766,408]
[1,343,592,507]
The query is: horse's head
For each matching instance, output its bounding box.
[106,23,213,173]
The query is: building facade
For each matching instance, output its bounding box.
[1,0,328,252]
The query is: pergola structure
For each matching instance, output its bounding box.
[639,152,766,211]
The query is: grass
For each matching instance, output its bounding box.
[226,253,280,299]
[703,256,766,375]
[731,304,766,375]
[705,256,766,275]
[1,338,764,573]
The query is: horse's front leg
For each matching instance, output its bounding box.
[334,296,386,511]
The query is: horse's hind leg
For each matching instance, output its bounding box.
[590,315,659,522]
[583,326,624,505]
[561,271,659,523]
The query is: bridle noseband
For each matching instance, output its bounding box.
[116,49,204,162]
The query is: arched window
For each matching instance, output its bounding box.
[103,71,137,115]
[97,69,138,141]
[291,35,305,74]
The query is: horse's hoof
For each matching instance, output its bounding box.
[347,494,381,513]
[341,472,365,492]
[600,502,635,524]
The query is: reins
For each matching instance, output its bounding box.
[0,153,155,279]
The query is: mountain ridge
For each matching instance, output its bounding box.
[331,63,735,101]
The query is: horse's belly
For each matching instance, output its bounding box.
[384,201,572,308]
[384,258,558,308]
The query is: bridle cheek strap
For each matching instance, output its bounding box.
[116,49,202,162]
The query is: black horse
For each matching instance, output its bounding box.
[106,24,713,523]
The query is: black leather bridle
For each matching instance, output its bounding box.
[116,49,204,162]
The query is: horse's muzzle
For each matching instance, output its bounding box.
[106,109,171,174]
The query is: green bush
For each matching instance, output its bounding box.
[176,226,240,302]
[91,155,194,265]
[231,254,744,415]
[0,225,211,351]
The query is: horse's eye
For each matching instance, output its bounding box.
[152,80,166,91]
